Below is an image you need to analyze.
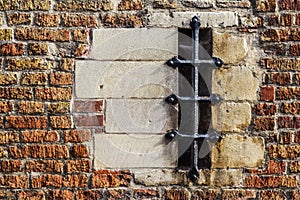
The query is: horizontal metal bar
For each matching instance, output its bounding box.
[177,132,220,139]
[175,59,214,64]
[178,96,210,101]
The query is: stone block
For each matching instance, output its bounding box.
[94,133,177,168]
[106,99,177,133]
[210,169,243,186]
[213,31,248,64]
[211,134,265,168]
[212,102,251,132]
[90,28,177,60]
[75,61,177,98]
[212,67,259,101]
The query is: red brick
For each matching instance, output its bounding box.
[264,72,291,85]
[0,160,23,173]
[290,161,300,173]
[254,103,276,116]
[25,160,63,173]
[101,14,143,27]
[261,58,300,71]
[50,115,72,129]
[72,144,89,158]
[32,174,63,188]
[7,13,32,25]
[256,0,276,11]
[263,44,285,55]
[17,101,44,114]
[290,43,300,56]
[118,0,143,10]
[0,131,19,144]
[63,174,88,188]
[192,189,220,200]
[276,87,300,100]
[73,29,89,43]
[295,73,300,85]
[50,72,72,85]
[0,175,28,188]
[6,58,54,71]
[21,130,58,143]
[66,160,91,173]
[0,73,17,85]
[268,144,300,159]
[64,130,91,143]
[47,190,74,200]
[0,43,24,56]
[165,188,190,200]
[260,86,274,101]
[281,14,293,26]
[60,58,73,71]
[279,0,300,10]
[10,145,69,159]
[5,116,47,129]
[267,14,279,26]
[91,170,131,188]
[222,189,256,200]
[48,102,70,114]
[106,189,131,200]
[291,28,300,41]
[278,116,296,128]
[36,87,72,101]
[75,190,104,200]
[73,100,104,112]
[15,28,71,42]
[62,14,98,27]
[260,190,286,200]
[28,43,48,55]
[74,114,104,127]
[134,189,158,199]
[253,117,275,131]
[0,29,13,41]
[296,14,300,25]
[291,190,300,200]
[0,87,33,100]
[35,13,60,27]
[280,102,299,114]
[18,191,45,200]
[244,175,297,188]
[54,0,112,11]
[0,101,13,113]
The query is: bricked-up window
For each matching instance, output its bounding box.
[177,28,212,169]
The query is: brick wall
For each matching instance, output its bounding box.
[0,0,299,199]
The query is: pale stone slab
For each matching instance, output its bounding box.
[106,99,177,133]
[90,28,178,61]
[212,102,251,132]
[75,61,178,99]
[94,134,177,168]
[212,67,259,101]
[211,134,265,168]
[213,31,248,64]
[148,11,238,28]
[210,169,243,187]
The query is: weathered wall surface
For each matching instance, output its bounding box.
[0,0,299,199]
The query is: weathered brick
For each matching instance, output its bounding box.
[290,161,300,173]
[21,130,58,143]
[280,102,299,114]
[0,73,17,85]
[0,29,13,41]
[261,28,292,42]
[134,189,158,199]
[75,190,104,200]
[279,0,300,10]
[47,190,73,200]
[50,72,72,85]
[254,103,276,116]
[256,0,276,11]
[0,160,23,172]
[50,115,72,129]
[0,131,19,144]
[64,130,91,143]
[222,189,256,200]
[165,188,190,200]
[6,116,47,129]
[268,145,300,159]
[62,14,98,27]
[295,73,300,85]
[264,72,291,85]
[0,147,8,158]
[279,131,293,144]
[92,170,131,188]
[260,86,274,101]
[63,174,88,188]
[18,191,45,200]
[296,14,300,25]
[276,87,300,100]
[260,190,286,200]
[290,28,300,41]
[0,175,28,188]
[7,58,54,71]
[261,58,300,71]
[281,14,293,26]
[36,87,72,101]
[25,160,63,173]
[74,43,89,57]
[153,0,177,8]
[35,13,60,27]
[7,13,32,25]
[73,29,89,43]
[0,101,13,113]
[0,43,24,56]
[54,0,112,11]
[72,144,89,158]
[60,58,73,71]
[101,14,143,27]
[66,160,91,173]
[17,101,44,114]
[118,0,143,10]
[246,160,286,174]
[73,100,103,112]
[32,174,63,188]
[244,175,297,188]
[278,116,300,129]
[73,114,104,127]
[21,72,47,85]
[263,44,285,55]
[253,117,275,131]
[106,189,131,199]
[290,43,300,56]
[16,28,70,42]
[291,190,300,200]
[28,43,48,55]
[10,144,69,159]
[48,102,70,114]
[267,14,279,26]
[295,131,300,143]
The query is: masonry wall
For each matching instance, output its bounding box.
[0,0,299,199]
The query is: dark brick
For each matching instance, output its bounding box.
[290,43,300,56]
[75,190,104,200]
[260,86,274,101]
[165,188,190,200]
[281,13,293,26]
[280,102,299,114]
[264,72,291,85]
[47,190,73,200]
[279,0,300,10]
[276,87,300,100]
[253,117,275,131]
[0,43,25,56]
[192,189,221,200]
[134,189,158,199]
[106,189,131,200]
[254,103,276,116]
[5,116,47,129]
[244,175,297,188]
